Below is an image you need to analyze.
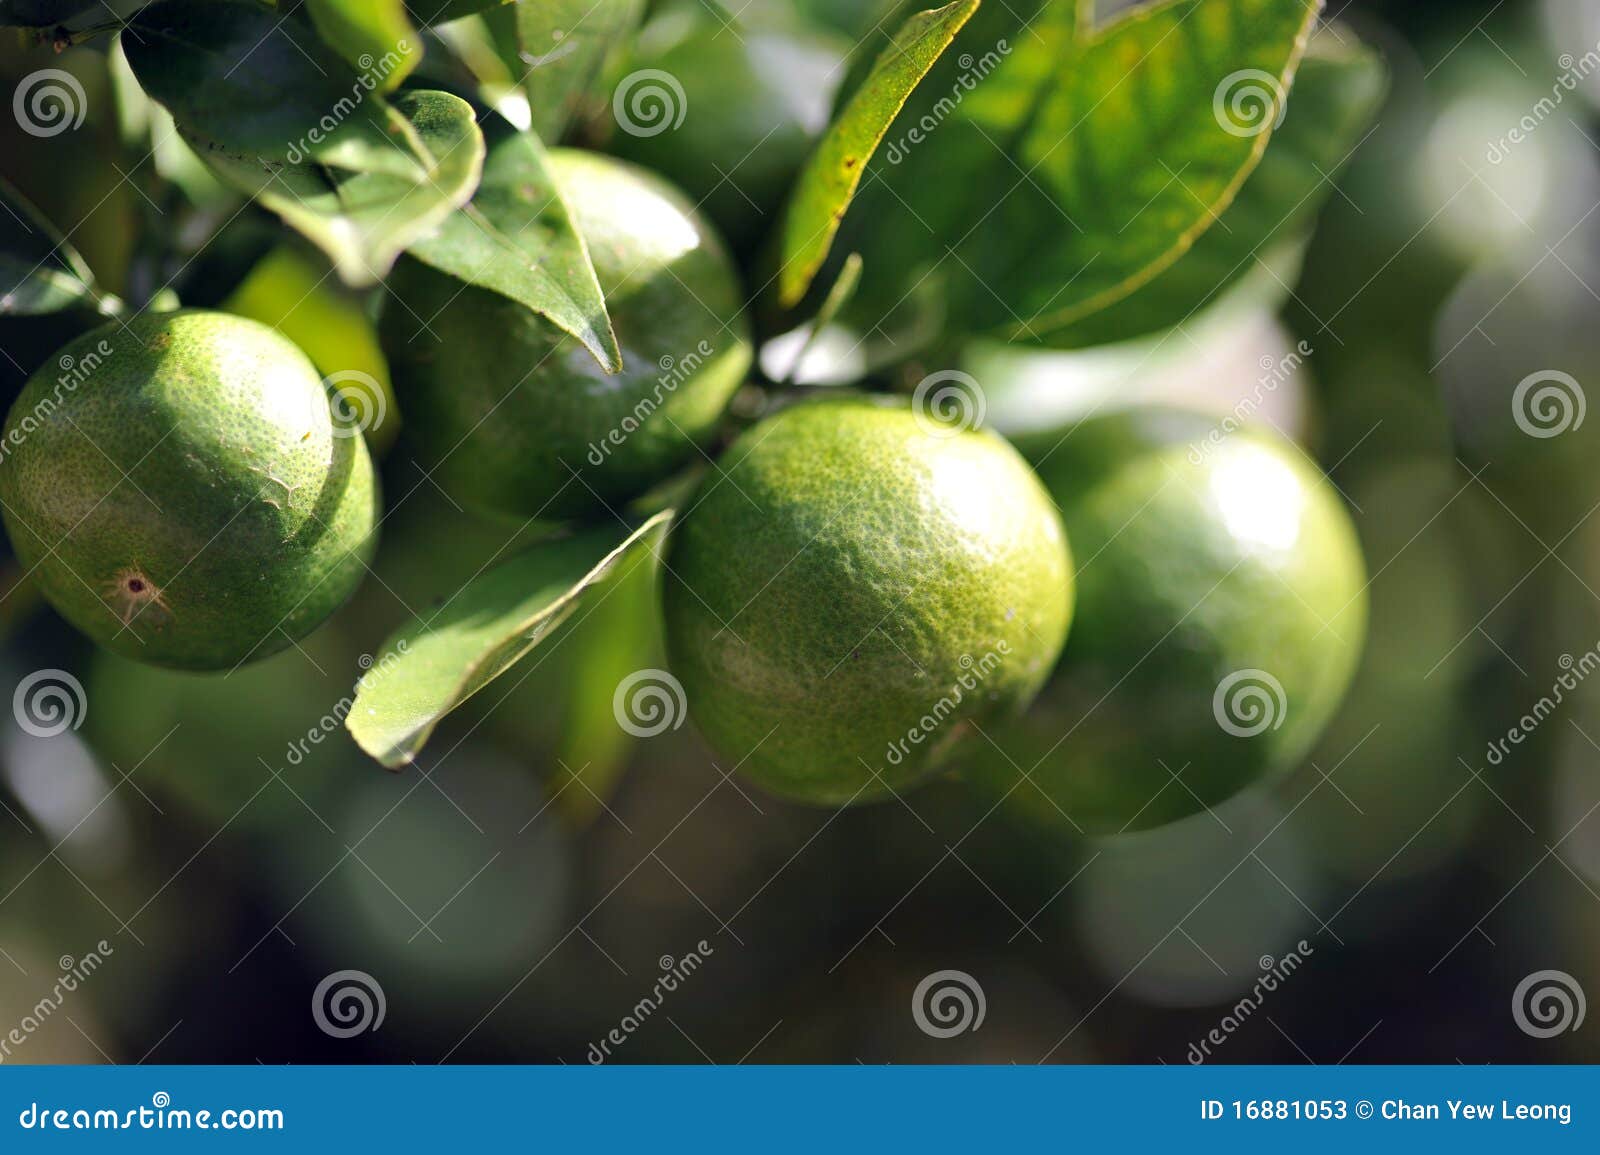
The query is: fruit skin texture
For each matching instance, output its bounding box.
[223,244,399,456]
[0,310,378,670]
[382,148,752,522]
[970,407,1368,835]
[663,397,1074,805]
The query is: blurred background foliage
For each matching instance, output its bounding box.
[3,0,1600,1064]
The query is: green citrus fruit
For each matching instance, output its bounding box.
[383,147,752,523]
[0,309,379,670]
[663,396,1073,805]
[965,406,1368,835]
[608,3,847,251]
[223,244,399,455]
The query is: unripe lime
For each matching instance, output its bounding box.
[966,407,1368,835]
[0,310,379,670]
[382,148,752,522]
[663,397,1073,804]
[223,244,399,455]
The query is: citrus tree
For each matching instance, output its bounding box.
[0,0,1384,833]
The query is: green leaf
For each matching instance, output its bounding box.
[0,177,101,315]
[407,128,621,373]
[423,14,532,130]
[349,511,674,768]
[306,0,422,91]
[518,0,647,143]
[1035,25,1387,347]
[840,0,1325,344]
[124,0,427,179]
[191,89,486,286]
[775,0,978,308]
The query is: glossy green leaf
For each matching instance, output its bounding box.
[1037,26,1387,347]
[0,177,100,315]
[839,0,1325,344]
[124,0,428,178]
[190,89,485,286]
[518,0,647,143]
[306,0,422,91]
[349,511,674,768]
[407,128,621,373]
[776,0,978,308]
